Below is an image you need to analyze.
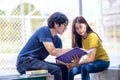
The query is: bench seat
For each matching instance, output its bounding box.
[90,66,120,80]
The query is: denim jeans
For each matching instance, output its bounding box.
[16,57,68,80]
[68,60,110,80]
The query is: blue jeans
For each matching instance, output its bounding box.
[68,60,110,80]
[16,57,68,80]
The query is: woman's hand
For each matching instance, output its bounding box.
[72,55,81,65]
[67,55,82,70]
[56,55,82,70]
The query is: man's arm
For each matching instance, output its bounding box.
[43,42,71,56]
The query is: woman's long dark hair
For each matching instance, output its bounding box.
[71,16,101,48]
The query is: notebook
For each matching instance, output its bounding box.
[56,47,88,63]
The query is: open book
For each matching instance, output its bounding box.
[56,47,94,63]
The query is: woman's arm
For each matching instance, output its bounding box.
[67,48,96,69]
[76,48,97,66]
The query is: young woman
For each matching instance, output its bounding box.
[68,16,110,80]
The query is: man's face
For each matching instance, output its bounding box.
[55,23,67,35]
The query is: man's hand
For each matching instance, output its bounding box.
[56,59,67,65]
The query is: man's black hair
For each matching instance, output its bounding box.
[47,12,68,28]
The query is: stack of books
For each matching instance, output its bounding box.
[26,69,48,75]
[20,69,50,78]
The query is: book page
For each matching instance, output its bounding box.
[86,48,95,54]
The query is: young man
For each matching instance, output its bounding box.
[16,12,69,80]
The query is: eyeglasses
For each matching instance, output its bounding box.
[62,23,67,26]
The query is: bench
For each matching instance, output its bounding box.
[90,66,120,80]
[0,73,54,80]
[74,66,120,80]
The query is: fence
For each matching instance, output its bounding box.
[0,15,74,75]
[0,15,120,76]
